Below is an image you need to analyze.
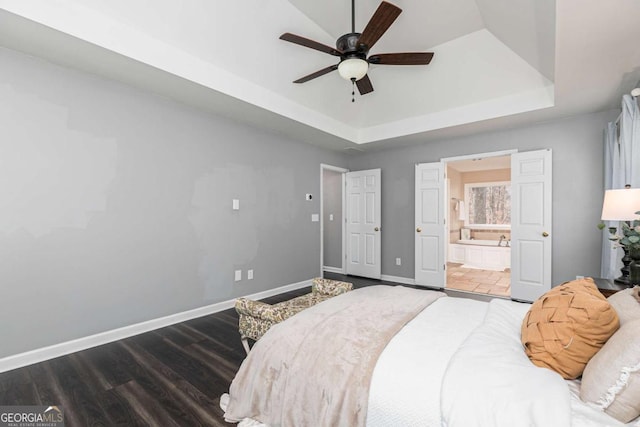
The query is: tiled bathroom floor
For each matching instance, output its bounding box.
[446,262,511,297]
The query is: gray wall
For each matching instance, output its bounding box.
[322,169,343,269]
[0,44,619,360]
[348,110,617,284]
[0,47,346,358]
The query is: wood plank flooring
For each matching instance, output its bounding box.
[0,273,494,426]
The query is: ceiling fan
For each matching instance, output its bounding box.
[280,0,434,100]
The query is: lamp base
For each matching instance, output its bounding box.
[615,247,633,286]
[614,276,632,286]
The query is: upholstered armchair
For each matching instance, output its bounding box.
[235,277,353,354]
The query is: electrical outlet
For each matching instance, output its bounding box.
[395,258,401,266]
[235,270,242,281]
[248,269,254,280]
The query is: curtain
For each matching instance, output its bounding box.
[622,95,640,187]
[601,122,620,278]
[601,95,640,278]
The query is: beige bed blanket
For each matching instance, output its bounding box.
[224,285,445,427]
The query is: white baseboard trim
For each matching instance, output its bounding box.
[0,278,313,373]
[381,274,416,286]
[322,266,344,274]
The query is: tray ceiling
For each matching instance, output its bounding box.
[0,0,638,149]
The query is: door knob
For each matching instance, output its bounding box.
[374,227,380,232]
[542,231,549,237]
[416,227,422,233]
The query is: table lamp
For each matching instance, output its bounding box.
[601,186,640,285]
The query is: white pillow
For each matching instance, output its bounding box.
[607,286,640,326]
[580,319,640,423]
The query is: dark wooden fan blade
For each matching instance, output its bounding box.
[293,64,339,83]
[280,33,342,56]
[368,52,434,65]
[356,74,374,95]
[357,2,402,51]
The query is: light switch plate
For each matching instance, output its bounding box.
[232,199,240,210]
[234,270,242,281]
[248,269,254,280]
[311,214,319,222]
[329,214,334,221]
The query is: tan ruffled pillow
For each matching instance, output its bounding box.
[581,319,640,423]
[521,278,620,379]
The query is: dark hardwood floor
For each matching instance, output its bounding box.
[0,274,352,426]
[0,272,487,426]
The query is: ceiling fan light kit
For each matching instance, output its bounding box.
[279,1,434,98]
[338,58,369,81]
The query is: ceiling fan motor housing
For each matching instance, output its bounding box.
[337,33,368,60]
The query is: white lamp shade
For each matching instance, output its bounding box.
[338,58,368,81]
[601,188,640,221]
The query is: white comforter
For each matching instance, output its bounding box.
[367,297,631,427]
[440,299,571,427]
[366,297,488,426]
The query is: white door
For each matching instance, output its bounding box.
[346,169,381,278]
[511,149,552,302]
[415,162,445,288]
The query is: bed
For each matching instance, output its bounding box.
[220,285,639,427]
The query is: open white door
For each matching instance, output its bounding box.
[415,162,445,288]
[511,149,552,302]
[346,169,381,279]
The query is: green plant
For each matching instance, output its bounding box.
[599,212,640,251]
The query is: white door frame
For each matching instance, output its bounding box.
[441,149,518,164]
[440,149,518,287]
[320,164,349,276]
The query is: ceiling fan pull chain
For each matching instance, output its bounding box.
[351,78,356,103]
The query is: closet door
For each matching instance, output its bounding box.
[346,169,382,279]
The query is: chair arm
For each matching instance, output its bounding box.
[235,298,287,323]
[312,278,353,296]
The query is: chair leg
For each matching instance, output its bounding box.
[241,338,251,355]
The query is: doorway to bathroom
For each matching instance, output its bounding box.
[445,154,512,298]
[415,149,551,302]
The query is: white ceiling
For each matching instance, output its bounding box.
[0,0,639,150]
